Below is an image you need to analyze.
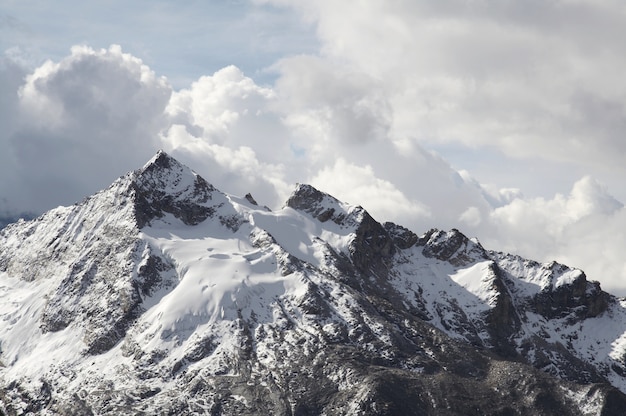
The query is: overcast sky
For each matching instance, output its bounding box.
[2,0,626,295]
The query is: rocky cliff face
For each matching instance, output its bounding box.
[2,152,626,415]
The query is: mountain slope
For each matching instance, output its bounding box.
[1,151,626,415]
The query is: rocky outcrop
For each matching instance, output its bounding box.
[286,183,395,278]
[384,222,418,250]
[349,211,395,277]
[285,183,350,226]
[530,262,610,321]
[420,228,489,266]
[484,263,523,357]
[131,150,220,227]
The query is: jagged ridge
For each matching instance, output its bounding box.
[1,152,626,415]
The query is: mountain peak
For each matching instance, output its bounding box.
[137,149,193,184]
[128,151,222,228]
[286,183,361,226]
[141,149,177,172]
[286,183,336,210]
[420,228,488,266]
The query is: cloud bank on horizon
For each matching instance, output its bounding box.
[1,0,626,294]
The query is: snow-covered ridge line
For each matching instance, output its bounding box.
[1,150,626,415]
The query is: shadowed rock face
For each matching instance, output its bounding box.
[287,183,395,278]
[349,211,395,277]
[482,263,523,358]
[2,154,626,415]
[420,228,490,266]
[285,183,348,225]
[384,222,418,250]
[530,264,610,320]
[131,150,219,228]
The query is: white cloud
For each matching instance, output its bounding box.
[160,65,294,207]
[459,206,482,228]
[165,65,276,143]
[271,55,392,163]
[1,43,495,231]
[490,176,622,240]
[264,0,626,192]
[310,158,431,223]
[483,176,626,294]
[160,124,290,208]
[251,0,626,293]
[556,208,626,295]
[0,54,27,217]
[2,36,626,296]
[1,45,171,215]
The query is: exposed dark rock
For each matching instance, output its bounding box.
[286,183,396,278]
[285,184,348,225]
[601,387,626,416]
[136,253,173,297]
[531,263,610,320]
[421,228,489,266]
[84,305,143,355]
[131,150,219,228]
[244,193,258,206]
[384,221,418,249]
[485,263,522,357]
[349,211,395,277]
[519,334,605,384]
[131,177,216,228]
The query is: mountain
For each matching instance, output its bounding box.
[2,150,626,415]
[0,214,34,231]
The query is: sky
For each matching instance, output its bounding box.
[1,0,626,295]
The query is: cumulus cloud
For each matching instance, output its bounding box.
[2,38,626,295]
[160,65,294,206]
[159,55,494,228]
[483,177,626,293]
[1,45,171,215]
[459,207,482,228]
[557,209,626,296]
[272,55,392,152]
[0,54,27,217]
[262,0,626,189]
[490,176,622,243]
[161,124,290,208]
[310,158,431,222]
[165,65,276,145]
[0,42,493,229]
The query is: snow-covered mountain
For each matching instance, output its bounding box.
[2,151,626,415]
[0,214,33,232]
